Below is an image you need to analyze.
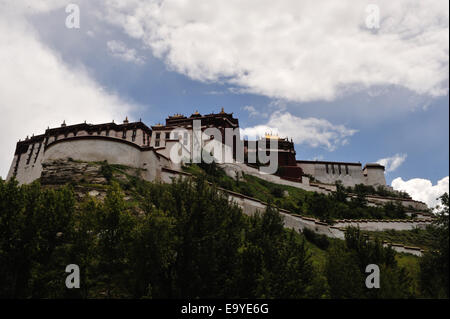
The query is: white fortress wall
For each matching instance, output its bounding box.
[140,150,171,181]
[363,195,428,210]
[42,137,171,184]
[296,161,389,188]
[297,162,315,176]
[44,138,142,168]
[5,119,158,185]
[154,140,177,162]
[333,220,429,231]
[9,140,46,185]
[363,165,386,186]
[297,161,366,187]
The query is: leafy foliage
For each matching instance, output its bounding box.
[419,193,449,298]
[361,227,438,251]
[326,227,414,299]
[0,177,318,298]
[0,175,446,299]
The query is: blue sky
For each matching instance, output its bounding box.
[0,1,448,207]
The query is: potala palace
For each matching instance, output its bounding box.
[8,108,387,188]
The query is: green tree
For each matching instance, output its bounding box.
[325,241,365,298]
[326,227,413,299]
[419,193,449,298]
[95,182,135,297]
[129,207,177,298]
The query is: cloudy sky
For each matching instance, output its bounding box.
[0,0,448,207]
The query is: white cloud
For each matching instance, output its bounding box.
[392,176,449,208]
[107,40,145,64]
[240,111,357,151]
[0,5,137,178]
[377,153,407,172]
[102,0,449,102]
[4,0,68,15]
[243,105,260,118]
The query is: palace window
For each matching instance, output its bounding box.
[165,132,170,139]
[345,165,349,175]
[326,164,329,174]
[338,164,341,175]
[155,140,160,147]
[332,164,335,174]
[156,132,160,139]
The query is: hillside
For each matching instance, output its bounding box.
[0,160,448,298]
[182,162,425,222]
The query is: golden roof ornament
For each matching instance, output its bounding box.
[264,131,280,139]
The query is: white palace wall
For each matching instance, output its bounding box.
[297,162,365,187]
[44,138,171,182]
[7,141,45,185]
[9,136,172,185]
[44,139,142,168]
[296,161,387,187]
